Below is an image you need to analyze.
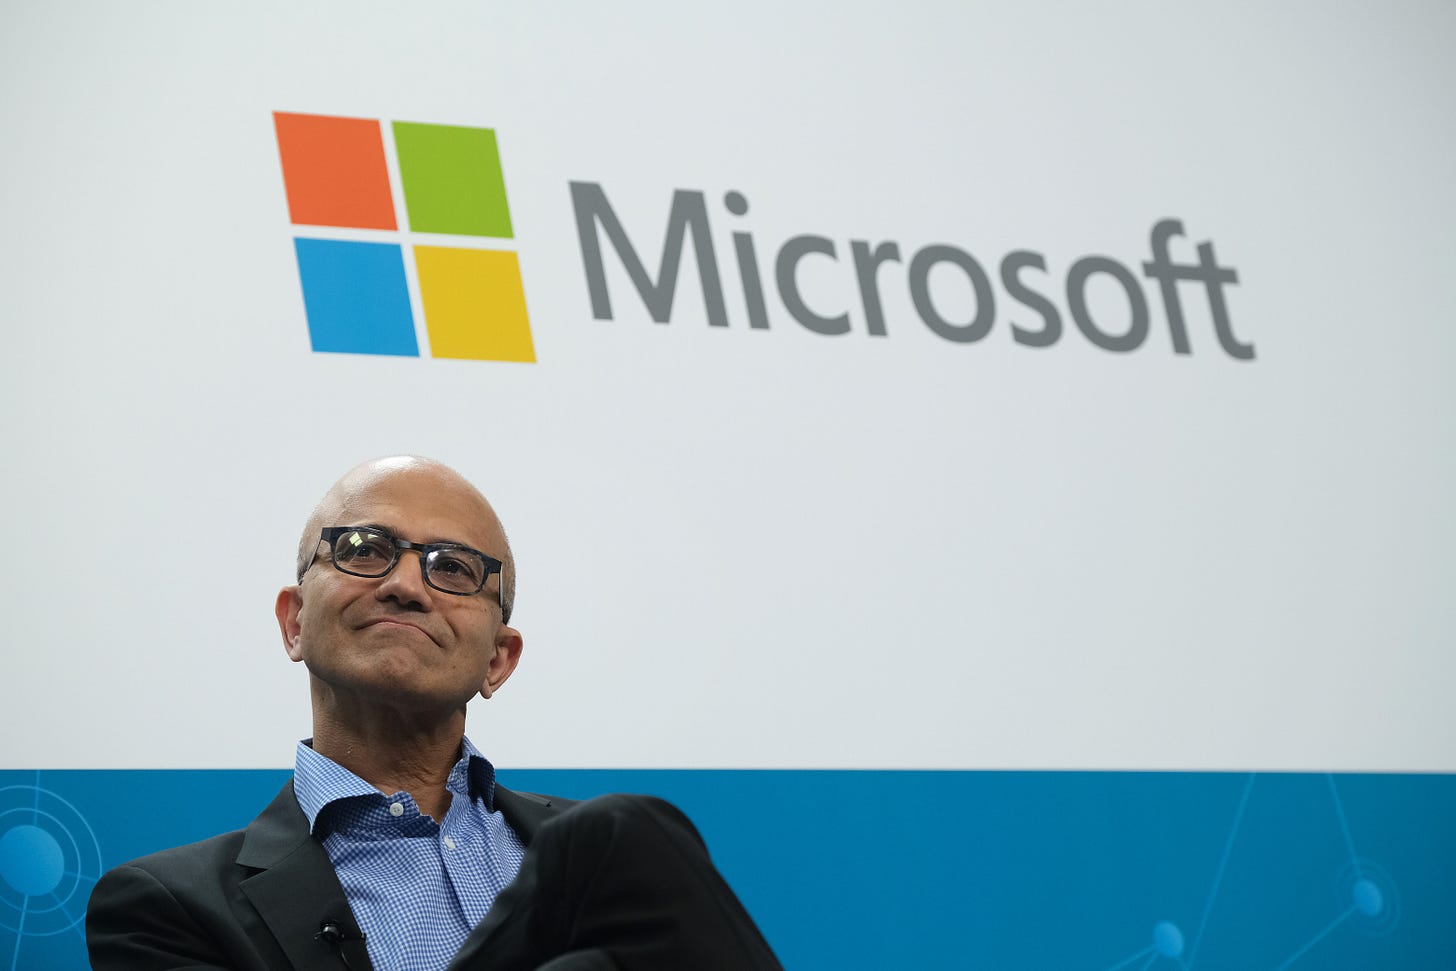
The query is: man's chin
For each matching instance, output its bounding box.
[308,661,472,714]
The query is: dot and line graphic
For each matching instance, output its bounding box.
[1097,773,1399,971]
[0,774,102,971]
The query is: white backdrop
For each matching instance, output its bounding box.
[2,1,1453,771]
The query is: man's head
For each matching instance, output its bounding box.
[275,456,523,715]
[292,457,517,623]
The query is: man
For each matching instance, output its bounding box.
[86,456,780,970]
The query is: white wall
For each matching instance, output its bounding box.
[2,1,1452,770]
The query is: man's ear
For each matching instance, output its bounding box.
[275,586,305,662]
[480,626,524,700]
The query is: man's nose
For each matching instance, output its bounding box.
[373,549,432,609]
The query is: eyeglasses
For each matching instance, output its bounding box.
[315,526,503,598]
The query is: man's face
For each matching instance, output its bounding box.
[274,464,521,714]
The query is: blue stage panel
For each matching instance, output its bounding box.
[2,770,1452,970]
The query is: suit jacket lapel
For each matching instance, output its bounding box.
[236,782,374,971]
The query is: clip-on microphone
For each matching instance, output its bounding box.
[316,920,366,969]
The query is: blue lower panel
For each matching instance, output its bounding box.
[1,770,1452,970]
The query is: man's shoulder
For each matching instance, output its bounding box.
[93,780,303,901]
[493,784,580,843]
[498,786,579,808]
[85,785,314,971]
[103,826,251,885]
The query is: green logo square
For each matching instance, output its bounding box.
[393,121,513,238]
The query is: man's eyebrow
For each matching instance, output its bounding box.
[350,521,398,537]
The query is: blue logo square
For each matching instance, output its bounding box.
[294,238,418,356]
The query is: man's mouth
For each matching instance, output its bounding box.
[360,618,438,645]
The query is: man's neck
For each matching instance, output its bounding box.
[309,709,469,822]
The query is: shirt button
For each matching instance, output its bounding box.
[443,836,457,851]
[389,803,405,818]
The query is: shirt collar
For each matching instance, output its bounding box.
[454,735,500,807]
[292,736,500,833]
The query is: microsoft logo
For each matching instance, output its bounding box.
[273,111,534,362]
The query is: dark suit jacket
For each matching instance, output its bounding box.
[86,780,574,971]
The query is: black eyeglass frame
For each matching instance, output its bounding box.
[314,526,504,598]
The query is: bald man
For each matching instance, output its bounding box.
[86,457,780,971]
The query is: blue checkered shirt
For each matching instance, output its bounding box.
[293,737,528,971]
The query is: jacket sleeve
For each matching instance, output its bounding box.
[87,863,235,971]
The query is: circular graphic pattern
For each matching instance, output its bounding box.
[0,785,102,937]
[0,825,65,897]
[1352,877,1383,917]
[1151,920,1184,958]
[1336,858,1401,937]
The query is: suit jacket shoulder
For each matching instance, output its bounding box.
[86,779,574,971]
